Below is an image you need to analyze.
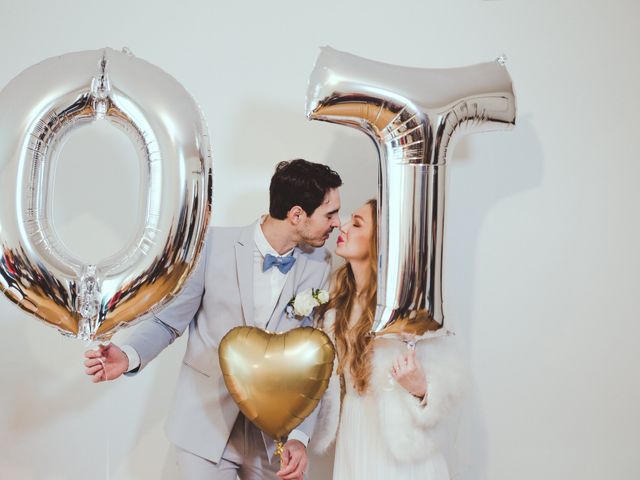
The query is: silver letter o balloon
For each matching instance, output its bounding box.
[0,48,212,341]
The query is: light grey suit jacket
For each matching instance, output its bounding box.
[125,222,332,463]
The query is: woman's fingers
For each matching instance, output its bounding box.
[395,357,403,373]
[392,350,424,383]
[391,357,399,377]
[407,349,417,370]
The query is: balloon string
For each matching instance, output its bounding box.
[85,339,111,479]
[99,345,111,478]
[98,358,107,381]
[274,439,285,466]
[105,401,111,480]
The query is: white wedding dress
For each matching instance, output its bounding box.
[312,311,466,480]
[333,340,449,480]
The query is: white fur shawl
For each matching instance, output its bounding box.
[311,310,468,463]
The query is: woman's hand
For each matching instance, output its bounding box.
[391,349,427,400]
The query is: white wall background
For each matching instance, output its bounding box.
[1,1,639,479]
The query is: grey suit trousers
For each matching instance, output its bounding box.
[176,413,281,480]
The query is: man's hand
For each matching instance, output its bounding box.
[84,343,128,382]
[391,348,428,399]
[277,439,307,480]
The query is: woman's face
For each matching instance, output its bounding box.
[335,202,374,262]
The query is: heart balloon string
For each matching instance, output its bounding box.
[274,439,285,466]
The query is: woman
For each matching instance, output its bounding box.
[312,199,467,480]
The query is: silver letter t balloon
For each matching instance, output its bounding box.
[306,47,516,337]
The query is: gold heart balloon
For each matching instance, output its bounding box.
[219,326,335,442]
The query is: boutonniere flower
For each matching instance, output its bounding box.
[286,288,330,318]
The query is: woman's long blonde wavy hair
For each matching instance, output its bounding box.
[320,199,377,394]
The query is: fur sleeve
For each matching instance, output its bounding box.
[374,336,468,463]
[406,337,468,429]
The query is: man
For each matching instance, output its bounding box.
[85,159,342,480]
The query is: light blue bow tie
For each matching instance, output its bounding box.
[263,253,296,274]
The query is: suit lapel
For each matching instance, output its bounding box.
[268,248,308,331]
[235,223,256,326]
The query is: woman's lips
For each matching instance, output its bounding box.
[337,235,345,244]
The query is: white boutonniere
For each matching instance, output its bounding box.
[286,288,330,319]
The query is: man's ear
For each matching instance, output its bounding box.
[287,206,305,225]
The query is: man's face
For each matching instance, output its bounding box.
[298,188,341,247]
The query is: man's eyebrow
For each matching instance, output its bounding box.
[327,208,340,215]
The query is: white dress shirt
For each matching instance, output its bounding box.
[251,219,308,446]
[252,218,293,329]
